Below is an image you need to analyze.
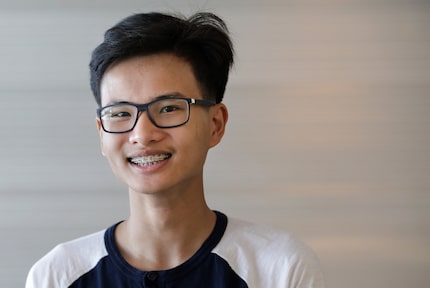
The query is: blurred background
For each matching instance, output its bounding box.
[1,0,429,287]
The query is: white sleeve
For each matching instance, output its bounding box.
[213,218,325,288]
[25,230,107,288]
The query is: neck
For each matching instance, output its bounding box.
[115,185,216,271]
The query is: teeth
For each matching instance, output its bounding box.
[130,154,171,166]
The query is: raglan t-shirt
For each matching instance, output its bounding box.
[26,212,325,287]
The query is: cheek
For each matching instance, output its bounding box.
[101,134,125,160]
[179,123,212,163]
[184,119,212,148]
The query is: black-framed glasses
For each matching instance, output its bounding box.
[97,97,215,133]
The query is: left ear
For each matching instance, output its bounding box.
[96,117,106,157]
[209,103,228,148]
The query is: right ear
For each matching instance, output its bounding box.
[96,118,106,156]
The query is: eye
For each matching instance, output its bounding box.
[151,99,187,116]
[102,111,131,119]
[111,111,131,118]
[101,106,133,120]
[160,105,179,113]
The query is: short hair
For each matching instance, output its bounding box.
[89,12,234,107]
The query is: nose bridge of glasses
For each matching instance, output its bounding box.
[135,103,150,114]
[133,103,155,126]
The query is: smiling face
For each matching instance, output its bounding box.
[97,53,227,196]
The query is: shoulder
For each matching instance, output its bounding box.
[215,217,314,263]
[26,229,107,288]
[213,217,325,287]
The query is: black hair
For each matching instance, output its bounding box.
[89,12,234,107]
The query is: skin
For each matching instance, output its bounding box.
[96,53,228,271]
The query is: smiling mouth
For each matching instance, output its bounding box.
[128,154,172,166]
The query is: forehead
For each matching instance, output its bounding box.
[100,53,202,106]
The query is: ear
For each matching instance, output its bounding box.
[96,117,106,156]
[209,103,228,148]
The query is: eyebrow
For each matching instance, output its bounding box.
[104,92,187,106]
[153,92,187,101]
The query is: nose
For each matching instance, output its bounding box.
[128,111,164,145]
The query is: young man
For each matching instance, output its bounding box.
[26,12,325,287]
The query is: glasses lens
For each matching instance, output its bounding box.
[100,104,137,132]
[148,98,189,128]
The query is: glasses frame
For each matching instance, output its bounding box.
[97,97,216,134]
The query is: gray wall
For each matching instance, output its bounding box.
[1,0,429,287]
